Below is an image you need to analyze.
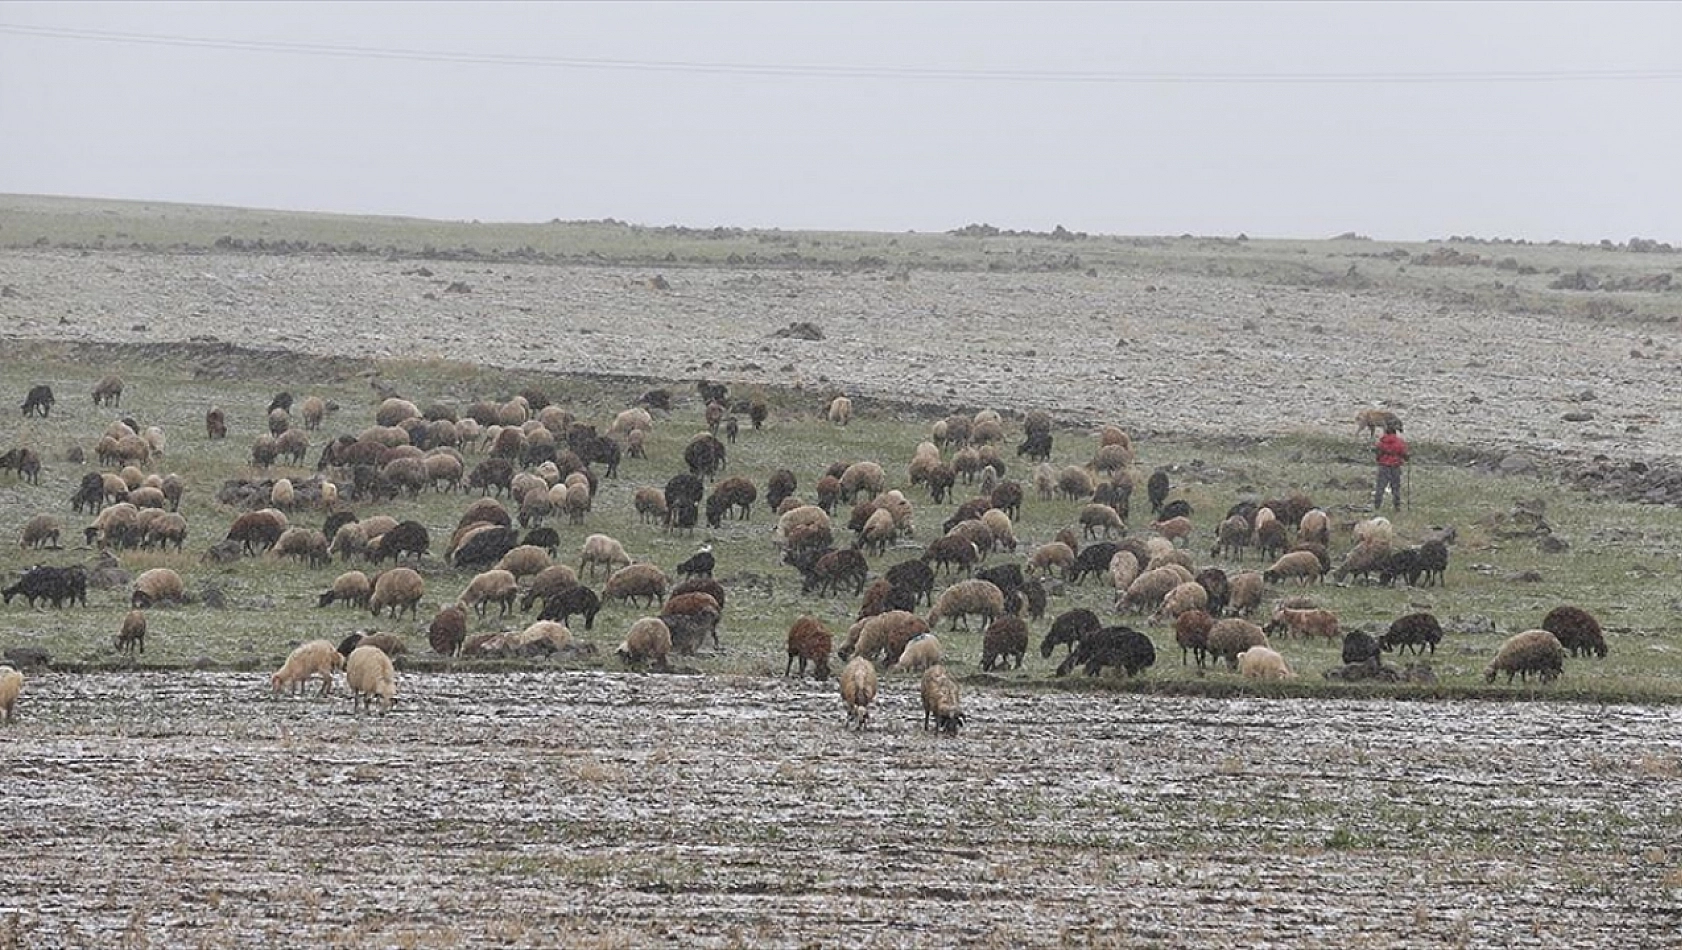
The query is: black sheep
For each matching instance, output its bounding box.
[676,546,715,579]
[2,565,87,609]
[1148,470,1171,514]
[523,527,561,555]
[885,559,935,605]
[1378,547,1424,587]
[1417,539,1450,587]
[665,472,705,512]
[1015,431,1053,463]
[1194,567,1230,617]
[452,526,519,570]
[1541,605,1607,659]
[0,448,41,485]
[975,563,1024,597]
[1341,630,1382,665]
[371,520,430,563]
[537,585,601,630]
[1056,626,1156,678]
[765,469,797,512]
[20,384,54,418]
[1379,612,1443,655]
[1158,499,1193,522]
[1068,541,1121,584]
[1040,608,1102,658]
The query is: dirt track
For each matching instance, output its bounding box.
[1,670,1677,947]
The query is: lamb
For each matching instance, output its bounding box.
[368,567,425,619]
[271,639,344,697]
[116,609,147,654]
[428,603,469,656]
[1055,626,1156,678]
[1267,605,1341,640]
[839,656,877,730]
[827,395,853,427]
[345,645,397,714]
[579,533,633,578]
[785,615,833,680]
[919,665,964,735]
[459,569,519,619]
[0,666,21,722]
[926,579,1006,631]
[20,514,60,550]
[979,615,1029,671]
[1379,612,1443,655]
[1485,629,1567,685]
[1238,646,1294,680]
[838,610,929,666]
[1540,605,1608,659]
[1174,609,1215,667]
[893,632,944,672]
[602,563,669,609]
[616,617,672,671]
[131,567,186,608]
[1262,550,1325,586]
[1206,618,1270,671]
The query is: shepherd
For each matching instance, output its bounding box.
[1372,421,1409,512]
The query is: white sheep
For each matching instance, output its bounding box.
[271,639,344,697]
[579,533,632,578]
[1238,646,1294,680]
[368,567,426,619]
[827,395,853,426]
[0,666,22,722]
[616,617,672,670]
[345,644,397,713]
[892,632,944,672]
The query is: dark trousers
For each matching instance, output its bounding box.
[1374,465,1402,510]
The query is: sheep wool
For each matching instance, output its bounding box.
[1238,646,1294,680]
[919,665,964,735]
[271,639,344,697]
[0,666,22,722]
[839,656,877,731]
[345,645,397,714]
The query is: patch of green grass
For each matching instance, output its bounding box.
[0,339,1680,703]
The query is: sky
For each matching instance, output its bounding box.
[1,1,1679,242]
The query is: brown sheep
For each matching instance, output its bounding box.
[926,579,1006,631]
[602,563,669,609]
[1263,551,1325,586]
[369,568,425,619]
[459,569,519,619]
[1485,629,1566,684]
[271,639,344,697]
[1267,605,1341,640]
[839,656,877,730]
[318,570,373,609]
[1174,609,1215,667]
[1207,618,1270,671]
[116,609,147,654]
[785,615,833,680]
[980,615,1030,672]
[919,665,964,735]
[616,617,672,671]
[839,610,929,666]
[428,603,469,656]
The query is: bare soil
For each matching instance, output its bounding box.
[1,671,1677,947]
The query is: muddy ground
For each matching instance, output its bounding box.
[0,670,1677,948]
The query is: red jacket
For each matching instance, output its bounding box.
[1376,433,1408,468]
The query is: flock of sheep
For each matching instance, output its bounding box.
[0,373,1608,732]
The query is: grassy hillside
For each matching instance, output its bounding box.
[2,338,1678,702]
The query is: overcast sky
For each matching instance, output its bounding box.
[2,1,1678,242]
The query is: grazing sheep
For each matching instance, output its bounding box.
[336,631,408,658]
[1267,605,1342,640]
[785,615,833,680]
[855,508,897,556]
[827,395,853,427]
[1069,541,1122,585]
[1379,612,1444,656]
[369,567,425,620]
[20,384,54,417]
[1120,567,1188,615]
[839,656,877,730]
[428,603,469,656]
[579,533,632,578]
[838,610,929,666]
[537,584,602,631]
[1353,516,1395,547]
[345,645,397,714]
[926,579,1006,631]
[602,563,669,609]
[1238,646,1294,680]
[1485,630,1567,685]
[1040,608,1102,658]
[1150,581,1209,624]
[1341,630,1381,665]
[205,406,227,440]
[91,374,124,407]
[20,514,60,550]
[839,461,887,503]
[1416,538,1450,587]
[271,639,344,697]
[1055,626,1156,678]
[0,665,22,721]
[1210,515,1251,561]
[884,559,936,606]
[1541,605,1607,659]
[273,526,330,569]
[919,665,964,735]
[130,568,186,609]
[893,632,944,672]
[616,617,672,671]
[459,569,519,619]
[634,487,669,525]
[980,615,1030,672]
[1029,541,1076,578]
[1357,408,1402,438]
[1298,508,1331,547]
[1079,503,1126,539]
[494,544,552,579]
[1174,609,1215,667]
[116,609,147,654]
[520,564,581,612]
[1207,618,1270,671]
[922,535,982,576]
[509,620,572,657]
[1263,550,1325,586]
